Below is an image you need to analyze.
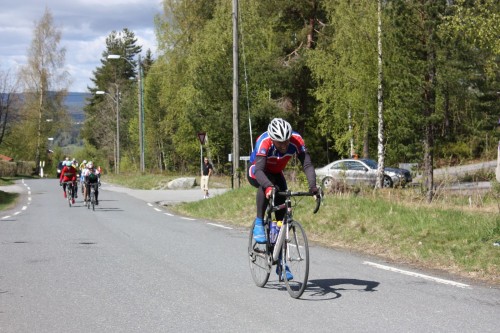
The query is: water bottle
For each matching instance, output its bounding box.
[270,220,278,243]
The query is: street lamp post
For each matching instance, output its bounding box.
[108,54,145,173]
[96,89,120,174]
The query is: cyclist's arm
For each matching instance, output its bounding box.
[253,155,274,189]
[297,151,317,189]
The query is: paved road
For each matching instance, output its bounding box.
[1,179,499,332]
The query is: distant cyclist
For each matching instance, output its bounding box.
[247,118,318,278]
[82,161,101,205]
[79,160,87,194]
[59,160,78,204]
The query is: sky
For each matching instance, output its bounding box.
[0,0,163,92]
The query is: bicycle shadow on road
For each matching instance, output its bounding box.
[304,278,380,300]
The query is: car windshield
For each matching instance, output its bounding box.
[361,159,378,169]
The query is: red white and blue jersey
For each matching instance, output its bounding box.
[249,131,307,176]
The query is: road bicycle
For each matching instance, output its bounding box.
[86,182,98,211]
[248,187,322,299]
[62,181,75,207]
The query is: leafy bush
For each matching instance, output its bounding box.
[0,161,17,177]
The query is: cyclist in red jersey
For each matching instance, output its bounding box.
[59,160,78,203]
[247,118,318,242]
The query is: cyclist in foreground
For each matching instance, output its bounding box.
[247,118,318,279]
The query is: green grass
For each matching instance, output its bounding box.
[0,177,19,211]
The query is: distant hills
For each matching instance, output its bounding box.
[65,92,90,123]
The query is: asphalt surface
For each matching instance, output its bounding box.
[1,179,499,332]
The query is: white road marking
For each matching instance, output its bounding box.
[364,261,471,289]
[147,203,153,207]
[207,223,232,230]
[164,213,174,216]
[181,217,196,221]
[13,212,20,216]
[22,206,27,210]
[2,216,11,219]
[154,208,162,212]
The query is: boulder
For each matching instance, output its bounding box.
[167,177,196,189]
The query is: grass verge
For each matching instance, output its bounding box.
[0,177,19,211]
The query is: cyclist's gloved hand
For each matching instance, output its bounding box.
[265,186,274,199]
[309,186,319,196]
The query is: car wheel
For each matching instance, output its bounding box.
[383,176,393,188]
[322,177,334,188]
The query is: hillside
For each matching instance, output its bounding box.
[65,92,89,123]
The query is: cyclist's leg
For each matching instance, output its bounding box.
[83,182,88,202]
[94,184,99,204]
[248,173,266,243]
[273,173,287,221]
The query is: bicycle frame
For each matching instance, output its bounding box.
[267,189,322,262]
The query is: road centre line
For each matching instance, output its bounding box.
[164,213,173,216]
[364,261,471,289]
[181,217,196,221]
[207,223,232,230]
[154,208,162,212]
[147,203,153,207]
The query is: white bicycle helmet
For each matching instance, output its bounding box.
[267,118,292,142]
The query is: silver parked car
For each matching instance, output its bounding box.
[315,158,412,189]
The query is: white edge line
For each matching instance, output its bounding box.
[2,216,11,219]
[181,217,196,221]
[13,212,20,216]
[22,206,27,210]
[207,223,232,230]
[147,203,153,207]
[154,208,162,212]
[364,261,471,289]
[164,213,173,216]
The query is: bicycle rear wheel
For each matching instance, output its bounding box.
[282,220,309,298]
[248,219,271,287]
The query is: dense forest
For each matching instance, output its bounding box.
[1,1,499,186]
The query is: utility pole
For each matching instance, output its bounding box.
[232,0,240,187]
[138,54,145,173]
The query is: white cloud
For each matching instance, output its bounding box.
[0,0,162,92]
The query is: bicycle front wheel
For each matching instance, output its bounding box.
[282,220,309,299]
[67,186,72,207]
[248,220,271,287]
[91,189,95,211]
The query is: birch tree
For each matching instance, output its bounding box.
[17,8,69,168]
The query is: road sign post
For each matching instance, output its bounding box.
[198,132,207,174]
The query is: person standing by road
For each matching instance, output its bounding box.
[201,157,213,199]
